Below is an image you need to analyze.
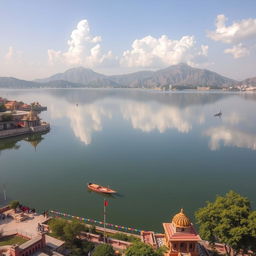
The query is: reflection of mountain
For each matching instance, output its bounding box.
[45,89,231,109]
[0,132,48,154]
[204,126,256,151]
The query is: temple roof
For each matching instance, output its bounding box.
[172,208,191,228]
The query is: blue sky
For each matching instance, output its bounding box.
[0,0,256,80]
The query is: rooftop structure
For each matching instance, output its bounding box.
[141,209,202,256]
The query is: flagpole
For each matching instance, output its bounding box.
[104,199,106,243]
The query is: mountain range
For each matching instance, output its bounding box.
[0,63,255,89]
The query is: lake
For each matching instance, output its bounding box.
[0,89,256,232]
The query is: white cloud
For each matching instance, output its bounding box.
[4,46,23,61]
[204,126,256,151]
[120,35,208,68]
[224,43,249,59]
[208,14,256,43]
[48,19,113,67]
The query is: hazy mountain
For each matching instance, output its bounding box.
[36,64,236,88]
[36,67,108,85]
[0,77,39,88]
[143,64,237,88]
[239,77,256,86]
[0,64,247,89]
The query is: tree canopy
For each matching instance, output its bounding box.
[125,241,163,256]
[195,190,256,255]
[92,244,115,256]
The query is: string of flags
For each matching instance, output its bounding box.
[50,210,144,234]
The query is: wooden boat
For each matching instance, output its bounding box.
[214,111,222,117]
[87,183,117,194]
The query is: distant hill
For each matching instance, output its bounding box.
[35,63,237,88]
[36,67,107,85]
[0,77,39,88]
[238,77,256,86]
[0,63,249,89]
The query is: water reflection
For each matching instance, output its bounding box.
[120,101,191,133]
[204,126,256,151]
[0,132,48,153]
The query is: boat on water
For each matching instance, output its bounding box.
[214,111,222,117]
[87,183,117,194]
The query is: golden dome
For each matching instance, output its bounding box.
[172,208,191,228]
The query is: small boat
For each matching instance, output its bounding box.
[87,183,117,194]
[214,111,222,117]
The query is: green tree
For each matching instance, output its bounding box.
[93,244,115,256]
[125,241,161,256]
[63,220,85,242]
[0,103,6,112]
[49,218,67,238]
[195,190,253,256]
[9,200,19,210]
[1,113,13,121]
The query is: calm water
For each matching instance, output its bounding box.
[0,89,256,232]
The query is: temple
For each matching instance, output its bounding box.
[141,209,202,256]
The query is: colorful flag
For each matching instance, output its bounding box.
[104,200,109,207]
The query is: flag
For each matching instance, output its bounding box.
[104,200,109,207]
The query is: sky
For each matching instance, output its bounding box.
[0,0,256,80]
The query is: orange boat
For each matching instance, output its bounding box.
[87,183,117,194]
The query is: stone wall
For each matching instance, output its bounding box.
[0,124,50,139]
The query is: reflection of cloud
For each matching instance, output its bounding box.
[121,101,191,133]
[67,105,111,145]
[222,112,241,125]
[48,97,192,145]
[204,126,256,150]
[48,100,111,145]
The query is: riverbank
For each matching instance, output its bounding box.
[0,123,50,139]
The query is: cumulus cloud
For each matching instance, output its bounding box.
[224,43,249,59]
[204,126,256,151]
[48,19,113,67]
[208,14,256,43]
[120,35,208,68]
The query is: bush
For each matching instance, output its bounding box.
[125,241,162,256]
[1,113,13,121]
[9,200,19,210]
[111,232,140,242]
[93,244,115,256]
[0,103,6,112]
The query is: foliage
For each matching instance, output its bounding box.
[1,113,13,121]
[125,241,163,256]
[48,218,67,238]
[0,103,6,112]
[110,232,140,242]
[49,218,94,255]
[69,239,95,256]
[195,190,256,256]
[49,219,86,242]
[9,200,20,209]
[93,244,115,256]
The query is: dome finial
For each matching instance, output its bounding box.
[172,208,191,228]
